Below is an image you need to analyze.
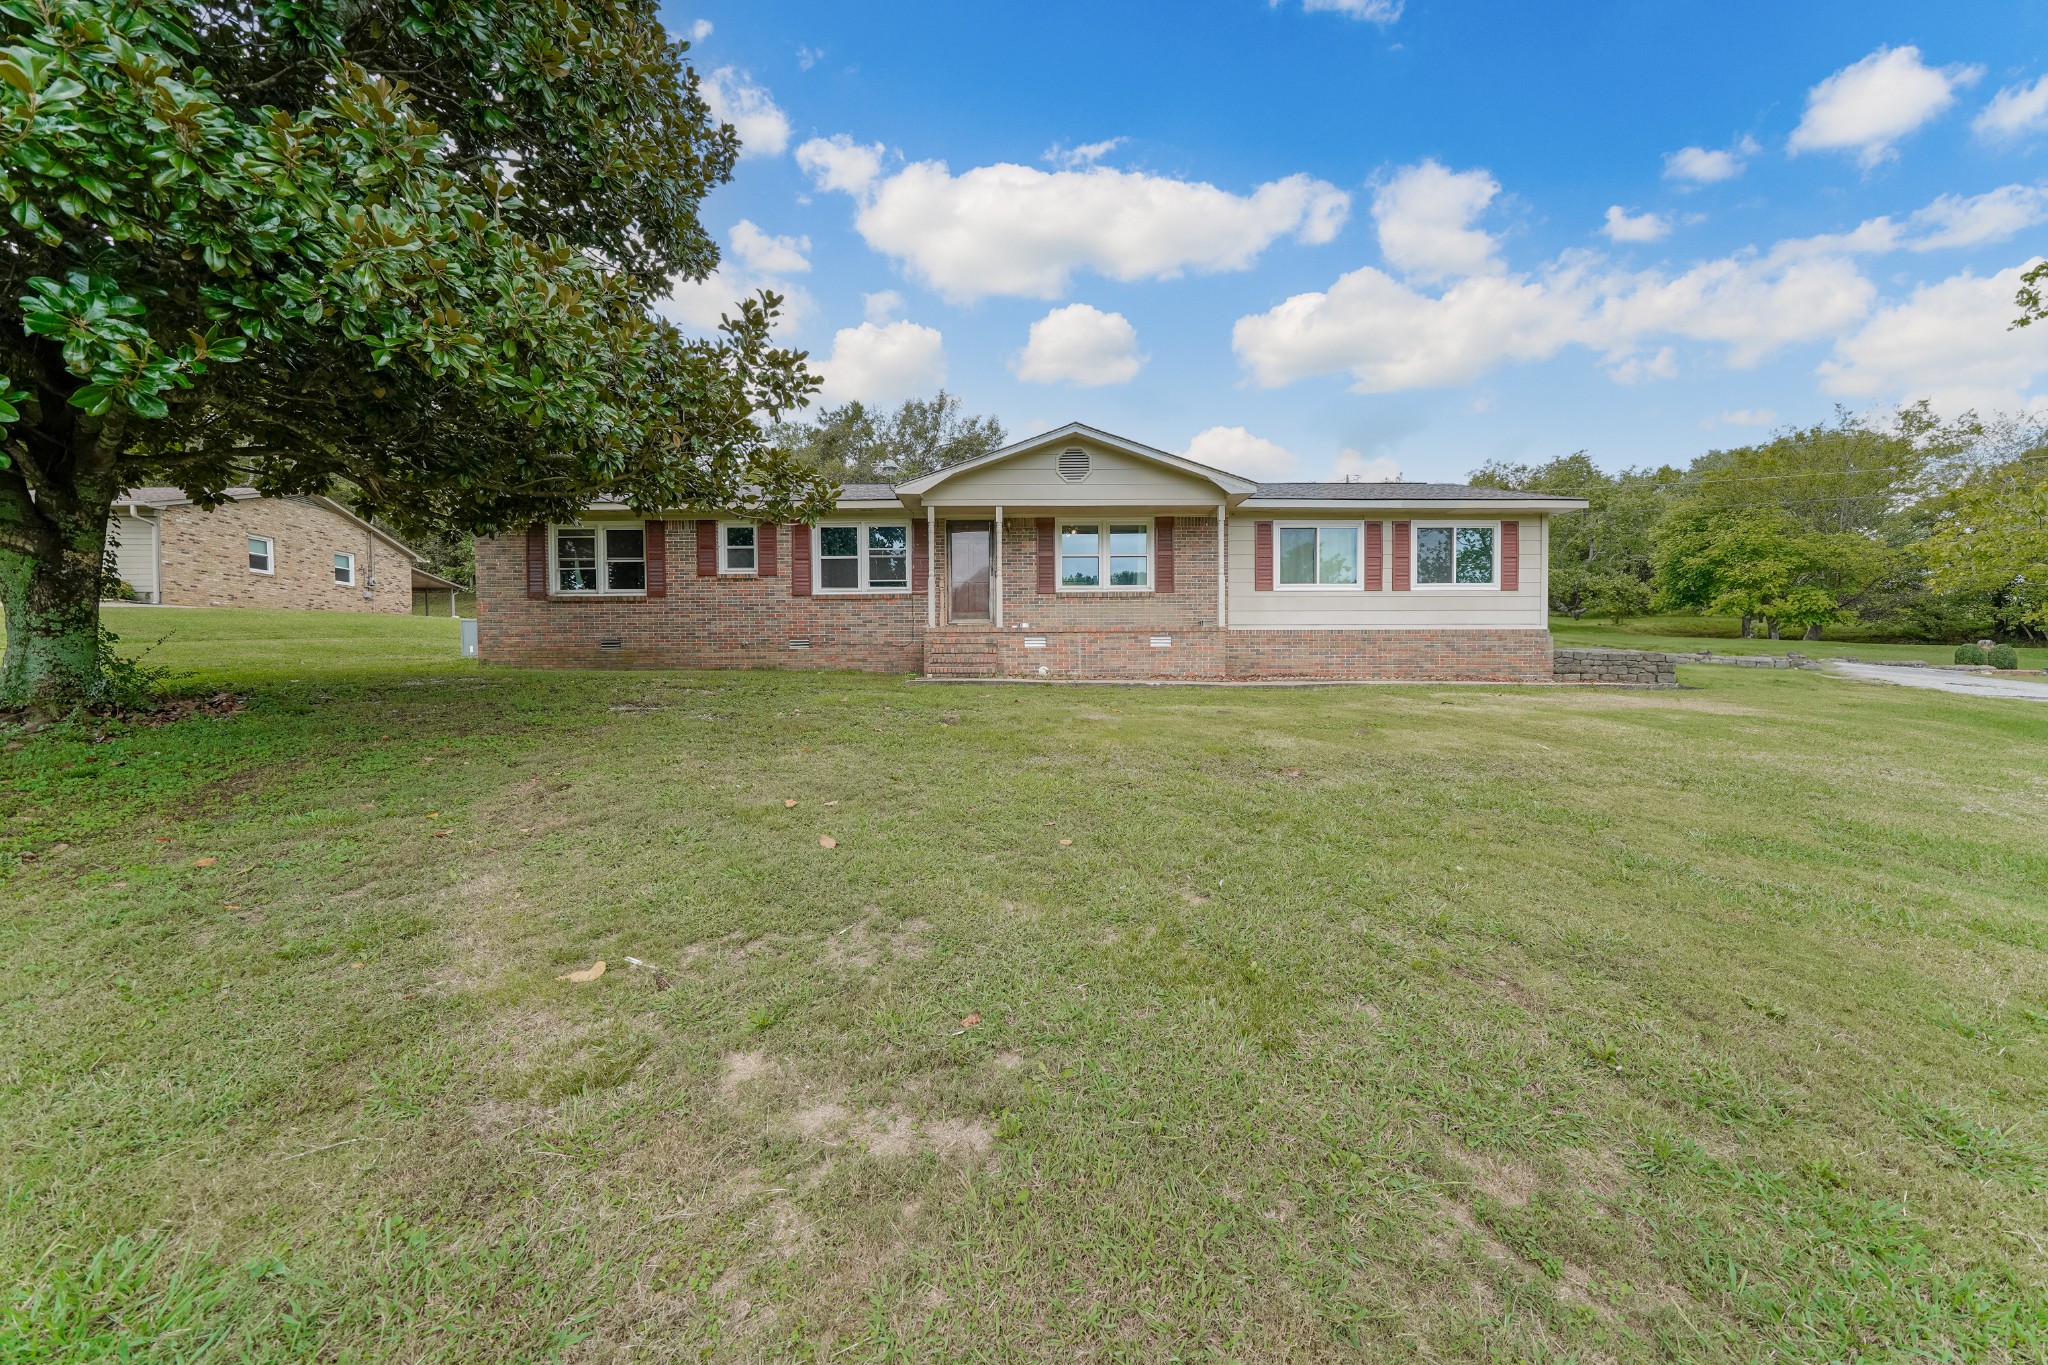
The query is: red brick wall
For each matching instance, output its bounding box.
[928,514,1219,629]
[475,522,924,671]
[1225,628,1553,681]
[157,496,413,613]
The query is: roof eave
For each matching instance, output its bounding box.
[894,421,1260,497]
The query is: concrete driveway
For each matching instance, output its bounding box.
[1828,660,2048,703]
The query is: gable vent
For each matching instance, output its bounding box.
[1056,448,1091,483]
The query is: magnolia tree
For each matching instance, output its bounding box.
[0,0,834,706]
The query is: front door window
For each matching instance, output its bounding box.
[948,522,991,620]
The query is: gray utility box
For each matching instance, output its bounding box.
[461,618,478,658]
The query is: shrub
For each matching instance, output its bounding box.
[1954,643,1986,665]
[1988,644,2020,670]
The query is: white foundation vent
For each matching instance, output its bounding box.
[1149,635,1172,649]
[1056,448,1091,483]
[1024,636,1048,649]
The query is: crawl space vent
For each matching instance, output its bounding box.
[1149,635,1173,649]
[598,639,623,653]
[1056,448,1091,483]
[1023,636,1048,649]
[786,637,812,650]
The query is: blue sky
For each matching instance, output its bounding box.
[660,1,2048,483]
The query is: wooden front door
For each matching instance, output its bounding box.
[948,521,992,621]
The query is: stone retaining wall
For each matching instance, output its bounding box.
[1553,646,1833,685]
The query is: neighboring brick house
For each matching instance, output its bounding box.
[474,422,1587,682]
[108,487,423,613]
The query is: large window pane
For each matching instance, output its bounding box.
[1278,527,1317,584]
[1415,527,1453,584]
[821,557,859,589]
[606,528,643,561]
[868,524,908,553]
[820,526,858,557]
[1455,527,1495,584]
[1108,525,1148,555]
[1060,525,1098,554]
[1061,556,1099,587]
[605,527,645,591]
[870,554,908,586]
[724,525,755,570]
[556,529,597,591]
[1109,556,1148,586]
[1319,527,1360,584]
[607,559,645,591]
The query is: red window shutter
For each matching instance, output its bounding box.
[1154,518,1175,594]
[695,519,717,576]
[791,525,812,596]
[1035,518,1056,594]
[759,523,779,577]
[1392,520,1411,591]
[645,520,667,598]
[1500,520,1520,591]
[1253,520,1273,592]
[911,519,929,595]
[1364,521,1384,591]
[525,525,547,599]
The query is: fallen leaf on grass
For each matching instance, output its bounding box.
[818,835,838,849]
[1059,838,1073,847]
[1278,768,1303,778]
[784,799,798,808]
[192,857,216,868]
[224,903,242,911]
[557,961,606,983]
[653,971,672,993]
[824,800,838,807]
[425,812,439,819]
[952,1012,982,1035]
[432,829,453,837]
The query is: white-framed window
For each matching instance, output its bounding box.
[333,552,356,586]
[1276,523,1362,590]
[721,523,757,574]
[1413,521,1498,588]
[1058,520,1151,591]
[816,521,910,593]
[553,524,646,594]
[247,536,274,574]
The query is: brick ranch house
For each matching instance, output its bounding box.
[108,487,461,613]
[474,423,1588,681]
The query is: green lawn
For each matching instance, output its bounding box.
[1552,613,2048,668]
[4,609,2045,1361]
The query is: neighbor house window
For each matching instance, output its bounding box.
[721,524,757,574]
[247,536,273,574]
[1277,524,1361,589]
[333,552,356,586]
[816,522,910,592]
[1414,523,1496,587]
[553,525,646,594]
[1059,521,1150,590]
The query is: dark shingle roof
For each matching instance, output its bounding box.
[118,485,260,508]
[1250,481,1585,503]
[838,483,900,501]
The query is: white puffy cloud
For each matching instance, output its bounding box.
[1373,160,1501,282]
[1607,346,1677,384]
[798,141,1351,301]
[1663,140,1754,184]
[1716,409,1778,427]
[1044,138,1126,169]
[1602,206,1671,243]
[1012,304,1145,386]
[701,68,791,159]
[1975,76,2048,140]
[1331,449,1402,481]
[1183,426,1300,478]
[685,19,712,43]
[1788,46,1981,167]
[861,290,905,324]
[817,320,947,405]
[795,134,886,195]
[796,45,824,71]
[657,220,813,334]
[1590,247,1876,368]
[1818,261,2048,412]
[1899,184,2048,250]
[1284,0,1404,22]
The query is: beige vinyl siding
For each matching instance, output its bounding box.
[107,513,160,601]
[1225,512,1550,629]
[920,438,1222,508]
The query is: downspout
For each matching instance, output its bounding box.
[993,505,1004,629]
[926,504,936,630]
[1215,503,1227,629]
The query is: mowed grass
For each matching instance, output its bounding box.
[1552,613,2048,668]
[3,608,2046,1362]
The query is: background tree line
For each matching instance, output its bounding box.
[1470,403,2048,643]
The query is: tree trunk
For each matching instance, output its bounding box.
[1803,623,1822,641]
[1740,615,1754,638]
[0,404,126,710]
[1766,619,1781,640]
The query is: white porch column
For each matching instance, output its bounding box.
[926,504,937,629]
[993,504,1004,628]
[1216,503,1228,629]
